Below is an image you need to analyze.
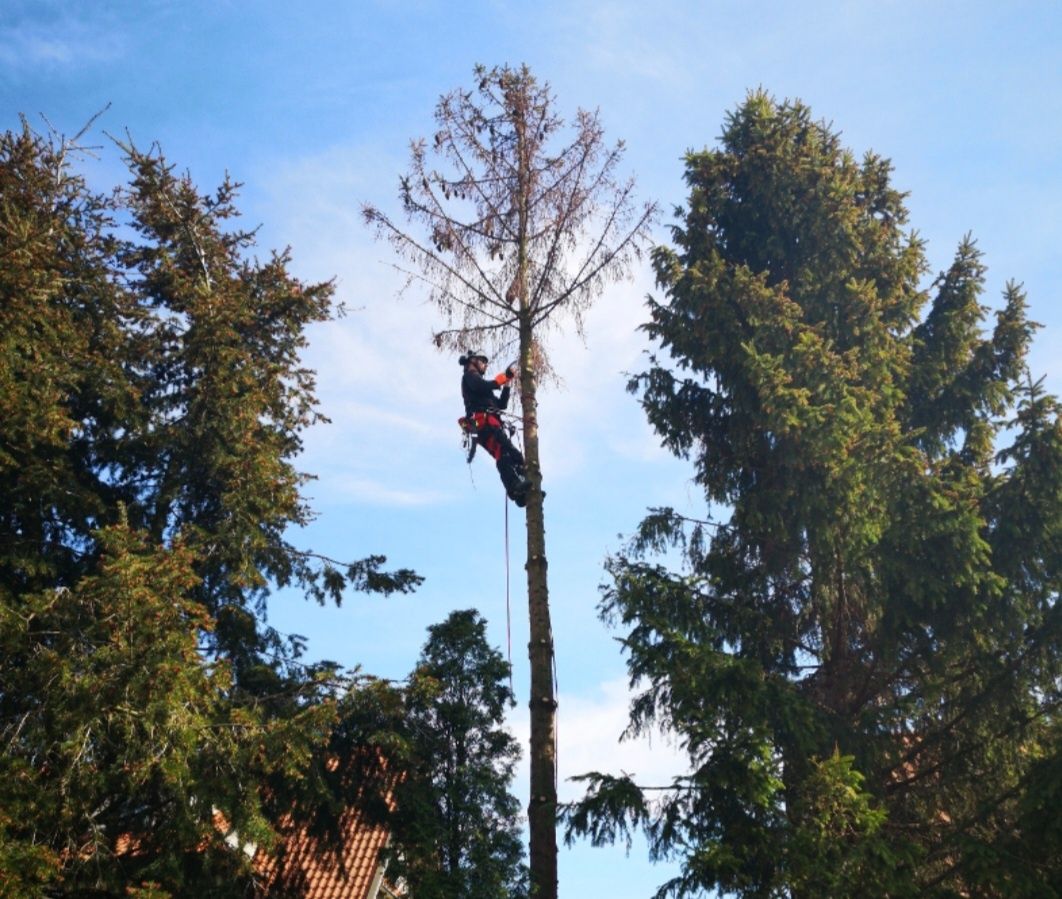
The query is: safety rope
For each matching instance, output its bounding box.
[460,369,520,698]
[464,414,511,690]
[502,375,520,695]
[504,492,513,691]
[552,640,559,793]
[461,368,557,792]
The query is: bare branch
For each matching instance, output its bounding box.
[363,206,510,315]
[385,262,516,330]
[534,193,656,328]
[398,168,516,305]
[365,61,656,368]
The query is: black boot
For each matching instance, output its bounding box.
[497,456,529,506]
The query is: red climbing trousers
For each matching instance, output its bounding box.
[462,412,529,505]
[471,412,511,461]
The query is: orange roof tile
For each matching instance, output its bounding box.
[255,767,402,899]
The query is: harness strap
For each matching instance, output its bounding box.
[458,416,477,462]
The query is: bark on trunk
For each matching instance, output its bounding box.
[512,96,557,899]
[519,321,557,899]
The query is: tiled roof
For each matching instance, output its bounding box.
[255,767,401,899]
[110,776,399,898]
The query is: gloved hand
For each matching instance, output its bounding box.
[506,363,518,379]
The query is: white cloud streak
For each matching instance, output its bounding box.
[0,15,123,70]
[509,676,689,805]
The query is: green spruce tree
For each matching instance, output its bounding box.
[0,120,419,897]
[0,116,138,598]
[389,610,527,899]
[565,92,1062,898]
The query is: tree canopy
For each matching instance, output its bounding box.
[9,84,1059,899]
[565,92,1062,898]
[388,609,527,899]
[0,120,419,897]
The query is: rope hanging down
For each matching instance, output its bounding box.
[499,372,521,689]
[504,492,513,691]
[459,357,522,692]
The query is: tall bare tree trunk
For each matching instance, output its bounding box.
[514,92,557,894]
[519,320,557,899]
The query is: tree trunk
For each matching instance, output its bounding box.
[519,318,558,899]
[512,95,557,899]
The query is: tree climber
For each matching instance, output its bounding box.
[459,352,530,507]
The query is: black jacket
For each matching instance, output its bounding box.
[462,370,510,415]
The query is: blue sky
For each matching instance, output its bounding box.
[4,2,1061,895]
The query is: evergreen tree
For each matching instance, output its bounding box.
[364,65,655,897]
[0,115,138,598]
[0,121,419,896]
[0,522,326,897]
[390,610,527,899]
[116,139,419,678]
[564,92,1062,898]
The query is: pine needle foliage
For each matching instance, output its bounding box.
[391,610,527,899]
[0,119,419,897]
[564,92,1062,898]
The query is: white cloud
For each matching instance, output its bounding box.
[509,676,689,805]
[319,399,441,439]
[569,3,692,90]
[313,473,452,508]
[0,16,123,70]
[532,267,662,481]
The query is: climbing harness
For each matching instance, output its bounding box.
[458,410,521,457]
